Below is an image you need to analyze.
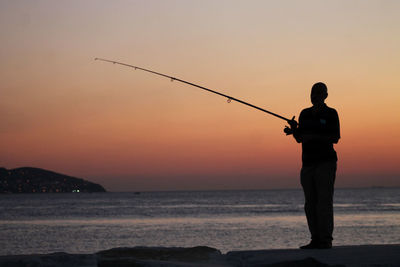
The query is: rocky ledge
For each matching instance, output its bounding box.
[1,244,400,267]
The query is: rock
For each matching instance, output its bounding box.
[1,245,400,267]
[0,252,97,267]
[261,257,345,267]
[97,246,223,267]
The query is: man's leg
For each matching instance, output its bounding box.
[300,164,319,243]
[315,161,337,246]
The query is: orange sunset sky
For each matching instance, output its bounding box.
[1,1,399,191]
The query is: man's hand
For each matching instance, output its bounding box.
[284,116,298,135]
[288,116,297,128]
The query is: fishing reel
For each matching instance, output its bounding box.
[284,126,293,135]
[284,116,297,136]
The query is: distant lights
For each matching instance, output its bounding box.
[72,189,80,193]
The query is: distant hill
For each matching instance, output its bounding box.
[0,167,106,193]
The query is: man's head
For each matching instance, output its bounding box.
[311,82,328,106]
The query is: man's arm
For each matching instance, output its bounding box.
[330,109,340,144]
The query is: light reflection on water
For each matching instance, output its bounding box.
[335,213,400,226]
[0,215,306,226]
[2,212,400,226]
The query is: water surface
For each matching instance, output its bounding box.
[1,188,399,255]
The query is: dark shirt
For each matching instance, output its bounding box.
[294,104,340,165]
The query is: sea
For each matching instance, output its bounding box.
[1,188,400,255]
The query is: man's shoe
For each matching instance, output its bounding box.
[300,241,319,249]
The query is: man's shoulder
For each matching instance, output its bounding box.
[301,106,313,112]
[300,107,313,116]
[324,105,339,116]
[301,105,338,113]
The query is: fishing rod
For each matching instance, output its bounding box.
[95,58,294,124]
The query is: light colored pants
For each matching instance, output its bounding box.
[301,161,337,243]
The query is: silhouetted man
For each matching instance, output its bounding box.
[285,82,340,249]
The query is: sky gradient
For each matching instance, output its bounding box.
[1,1,399,191]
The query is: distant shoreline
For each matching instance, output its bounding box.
[2,186,399,195]
[0,167,106,193]
[83,186,400,194]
